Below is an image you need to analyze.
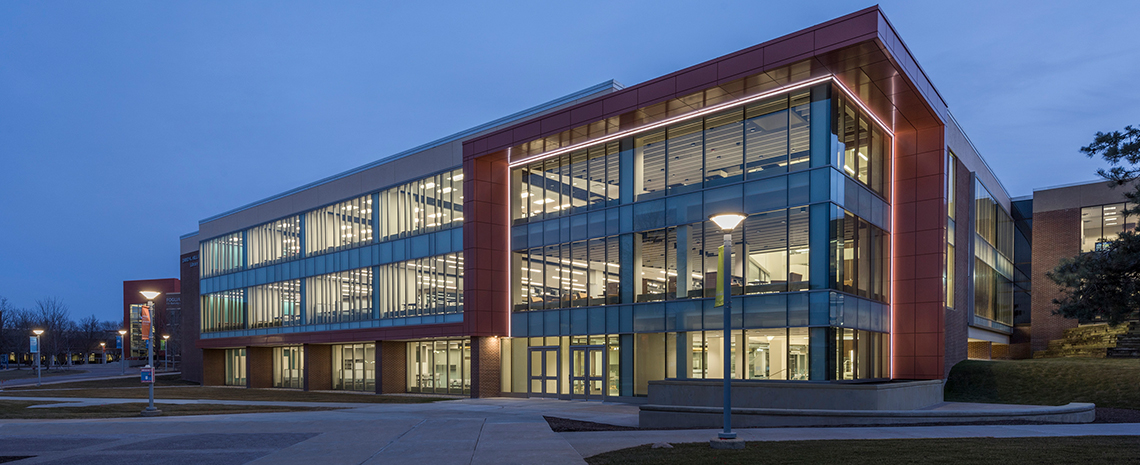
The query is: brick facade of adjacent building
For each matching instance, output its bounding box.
[1029,208,1081,353]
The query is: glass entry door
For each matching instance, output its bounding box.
[527,346,559,398]
[570,345,606,400]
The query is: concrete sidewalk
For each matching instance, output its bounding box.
[0,397,1133,464]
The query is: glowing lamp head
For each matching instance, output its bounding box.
[32,329,43,336]
[100,342,106,347]
[163,335,170,340]
[140,291,161,300]
[709,213,747,232]
[118,329,127,336]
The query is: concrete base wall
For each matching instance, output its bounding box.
[647,379,944,411]
[639,402,1096,428]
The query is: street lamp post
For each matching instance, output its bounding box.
[118,329,127,376]
[709,212,746,448]
[100,342,106,365]
[162,335,170,371]
[32,329,43,387]
[140,291,162,417]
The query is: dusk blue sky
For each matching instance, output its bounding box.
[2,1,1138,322]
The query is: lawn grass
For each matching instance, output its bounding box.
[0,374,452,403]
[0,400,339,419]
[945,358,1140,410]
[0,369,87,382]
[587,436,1140,465]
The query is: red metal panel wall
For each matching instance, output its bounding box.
[892,126,947,379]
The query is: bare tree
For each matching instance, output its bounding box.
[76,315,103,365]
[8,306,36,368]
[34,297,70,369]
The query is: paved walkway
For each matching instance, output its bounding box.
[1,364,174,388]
[0,397,1134,464]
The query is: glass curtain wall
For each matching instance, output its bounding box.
[248,216,301,267]
[201,232,243,277]
[380,169,463,240]
[832,90,889,198]
[377,253,463,318]
[306,268,373,324]
[224,348,246,386]
[305,195,373,256]
[406,339,470,395]
[201,290,245,333]
[834,328,889,380]
[946,151,957,309]
[1081,203,1137,252]
[332,343,375,391]
[515,238,620,311]
[832,208,891,302]
[273,346,304,389]
[974,181,1014,326]
[514,143,619,222]
[247,280,301,328]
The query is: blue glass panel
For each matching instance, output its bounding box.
[666,192,704,226]
[788,292,809,326]
[512,225,528,250]
[588,307,606,334]
[704,185,743,218]
[743,294,786,328]
[619,306,633,333]
[634,303,665,332]
[528,312,543,336]
[809,291,829,326]
[570,213,587,241]
[789,172,810,206]
[743,176,787,214]
[633,199,666,231]
[571,308,587,335]
[544,310,560,336]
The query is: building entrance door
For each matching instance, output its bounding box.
[570,345,606,400]
[527,346,559,398]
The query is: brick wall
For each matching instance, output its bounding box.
[967,341,991,359]
[180,252,202,384]
[944,157,972,377]
[377,341,407,394]
[991,343,1010,360]
[1030,208,1081,352]
[305,344,331,391]
[202,349,225,386]
[470,336,501,398]
[247,346,274,389]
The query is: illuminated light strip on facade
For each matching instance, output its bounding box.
[508,75,895,169]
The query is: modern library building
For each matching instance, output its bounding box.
[180,6,1019,399]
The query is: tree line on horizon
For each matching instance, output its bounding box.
[0,295,131,368]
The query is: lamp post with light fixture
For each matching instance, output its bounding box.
[100,342,106,364]
[162,335,170,371]
[118,329,127,375]
[709,212,746,447]
[32,329,43,387]
[139,291,162,417]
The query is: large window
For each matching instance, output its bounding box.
[201,290,245,333]
[247,280,300,328]
[510,89,817,225]
[201,232,243,277]
[273,346,304,389]
[833,91,890,198]
[333,343,374,392]
[248,216,300,267]
[833,209,890,303]
[377,254,464,318]
[305,195,373,256]
[407,339,470,395]
[1081,203,1137,253]
[514,237,620,311]
[834,328,889,380]
[306,268,373,324]
[514,143,619,222]
[974,181,1014,326]
[379,169,463,240]
[224,348,246,386]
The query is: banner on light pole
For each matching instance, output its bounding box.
[715,245,725,307]
[29,336,38,354]
[140,305,151,340]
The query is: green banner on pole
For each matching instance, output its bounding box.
[715,245,725,307]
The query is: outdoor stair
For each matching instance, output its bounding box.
[1034,321,1140,359]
